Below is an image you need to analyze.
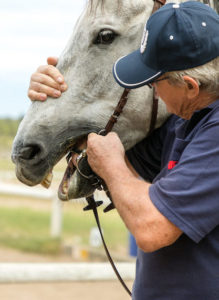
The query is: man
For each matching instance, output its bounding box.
[28,2,219,299]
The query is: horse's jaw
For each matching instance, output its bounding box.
[12,130,98,199]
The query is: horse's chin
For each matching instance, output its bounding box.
[57,137,96,200]
[59,171,95,200]
[58,156,95,200]
[15,162,50,187]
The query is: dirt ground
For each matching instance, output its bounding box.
[0,248,134,300]
[0,281,133,300]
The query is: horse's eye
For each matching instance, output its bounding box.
[94,29,117,45]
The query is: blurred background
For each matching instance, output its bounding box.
[0,1,135,298]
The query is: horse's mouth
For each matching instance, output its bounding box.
[41,136,93,201]
[39,149,77,197]
[57,153,77,200]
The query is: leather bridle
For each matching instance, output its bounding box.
[75,0,167,201]
[74,0,167,297]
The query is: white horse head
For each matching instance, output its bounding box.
[11,0,218,199]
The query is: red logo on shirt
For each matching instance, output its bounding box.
[168,161,178,170]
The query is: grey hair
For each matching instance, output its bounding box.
[166,57,219,97]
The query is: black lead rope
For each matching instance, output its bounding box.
[84,195,132,297]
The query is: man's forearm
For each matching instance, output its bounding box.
[103,159,182,252]
[102,159,158,251]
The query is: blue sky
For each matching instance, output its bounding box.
[0,0,86,118]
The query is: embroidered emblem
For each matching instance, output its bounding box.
[168,161,178,170]
[140,26,149,54]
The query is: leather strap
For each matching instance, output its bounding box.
[104,86,158,138]
[103,0,168,137]
[104,89,130,134]
[152,0,166,13]
[85,195,132,297]
[154,0,166,4]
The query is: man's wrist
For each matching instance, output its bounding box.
[103,158,134,189]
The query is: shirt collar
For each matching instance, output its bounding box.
[207,99,219,110]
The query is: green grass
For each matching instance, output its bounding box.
[0,136,15,171]
[0,205,127,255]
[0,159,15,171]
[0,206,60,254]
[0,135,14,149]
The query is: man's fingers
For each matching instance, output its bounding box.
[28,89,47,102]
[31,73,62,91]
[27,58,67,102]
[47,56,58,66]
[30,81,62,98]
[37,65,65,84]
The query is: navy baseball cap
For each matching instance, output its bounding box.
[113,1,219,89]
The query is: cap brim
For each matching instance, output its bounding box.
[113,49,162,89]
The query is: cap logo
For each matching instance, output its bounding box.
[140,27,149,54]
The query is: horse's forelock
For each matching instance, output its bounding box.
[88,0,122,13]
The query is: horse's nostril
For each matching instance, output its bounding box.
[19,145,41,160]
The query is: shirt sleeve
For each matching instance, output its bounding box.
[149,119,219,243]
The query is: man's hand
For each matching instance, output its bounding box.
[28,56,68,101]
[87,132,126,180]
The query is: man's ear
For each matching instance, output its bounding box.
[183,76,200,99]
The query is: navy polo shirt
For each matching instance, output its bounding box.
[127,100,219,300]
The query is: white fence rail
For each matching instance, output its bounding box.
[0,182,54,199]
[0,262,135,283]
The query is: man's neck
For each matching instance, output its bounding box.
[183,92,218,120]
